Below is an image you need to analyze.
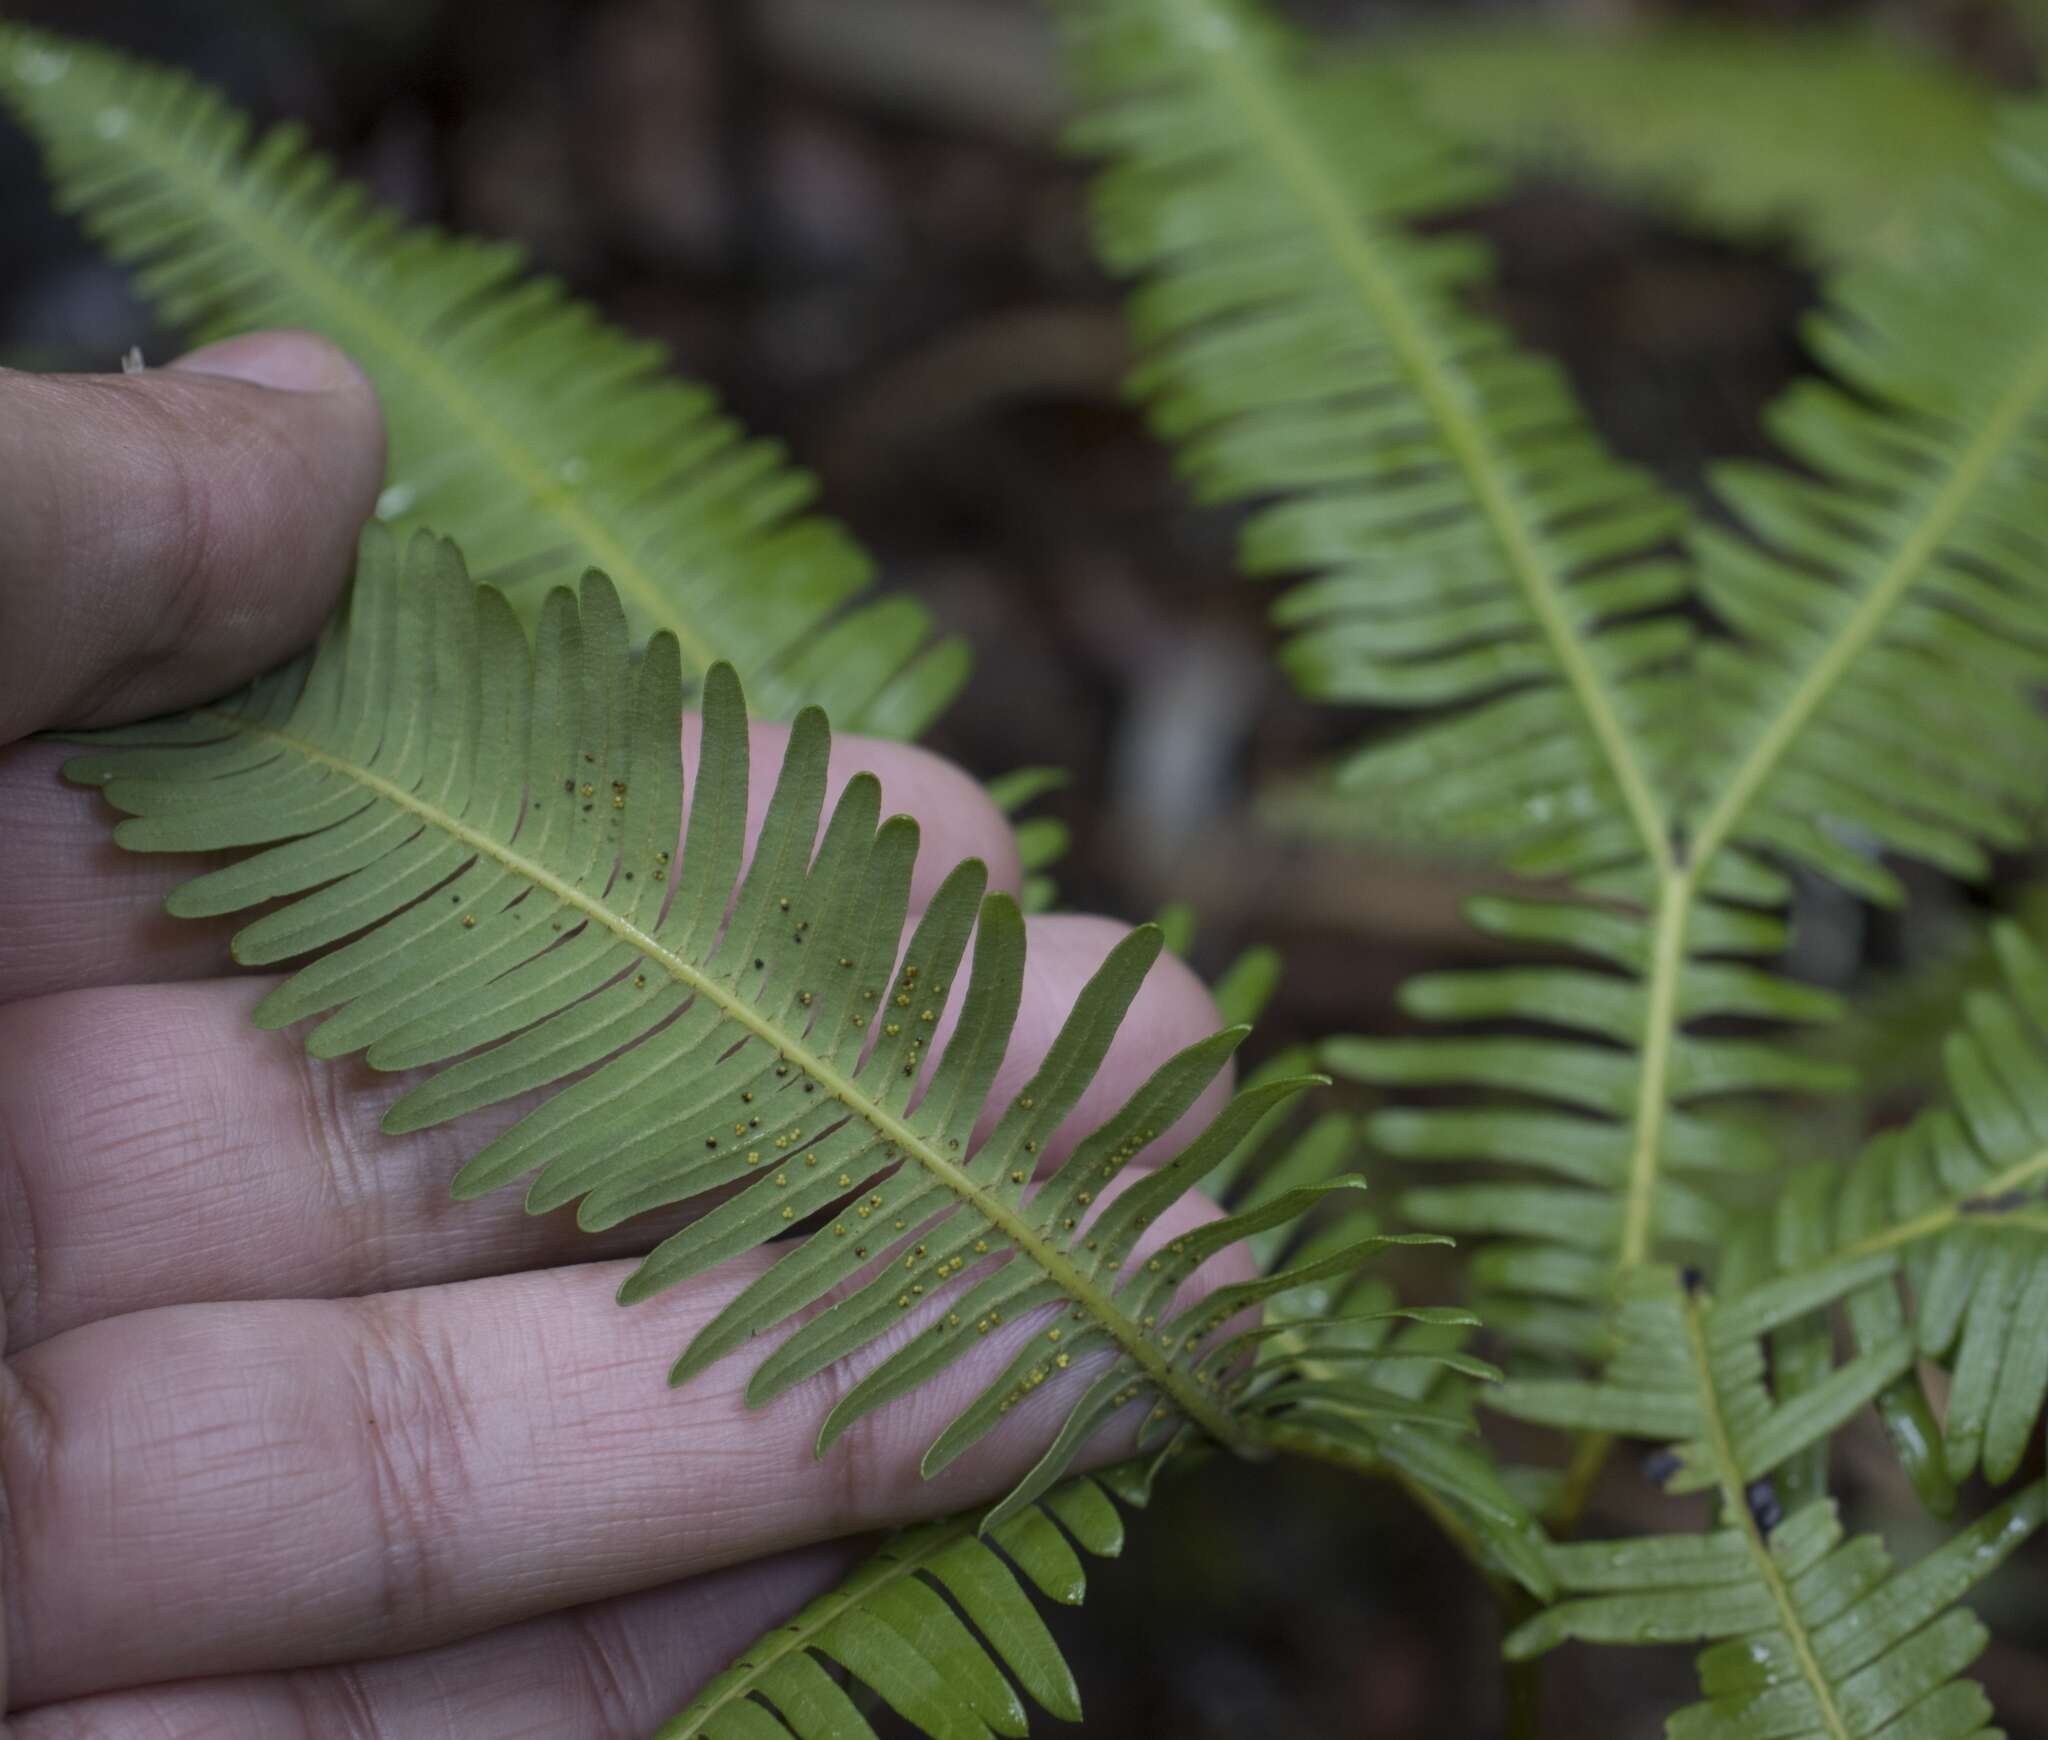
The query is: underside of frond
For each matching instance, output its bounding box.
[0,23,965,737]
[63,524,1441,1524]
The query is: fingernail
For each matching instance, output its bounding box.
[167,329,368,394]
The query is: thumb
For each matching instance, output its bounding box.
[0,329,386,743]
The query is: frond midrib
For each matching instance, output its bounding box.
[1618,338,2048,1284]
[195,705,1248,1450]
[1189,5,1695,1307]
[1678,1287,1852,1740]
[61,47,717,669]
[1687,340,2048,868]
[1186,6,1673,871]
[651,1510,978,1740]
[1833,1143,2048,1265]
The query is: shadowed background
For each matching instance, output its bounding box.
[4,0,2046,1732]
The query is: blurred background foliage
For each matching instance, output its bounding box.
[8,0,2048,1731]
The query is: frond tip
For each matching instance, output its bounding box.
[64,525,1398,1522]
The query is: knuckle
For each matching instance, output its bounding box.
[344,1292,479,1632]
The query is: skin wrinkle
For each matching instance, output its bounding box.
[0,742,234,1003]
[564,1606,646,1737]
[342,1291,486,1636]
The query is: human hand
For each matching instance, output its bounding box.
[0,332,1238,1736]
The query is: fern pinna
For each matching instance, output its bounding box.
[0,22,965,738]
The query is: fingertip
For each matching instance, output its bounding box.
[168,328,377,399]
[0,331,386,739]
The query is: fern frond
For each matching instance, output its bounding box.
[0,24,965,737]
[1065,0,2048,1388]
[1496,1270,2045,1739]
[1058,0,1689,875]
[1682,110,2048,905]
[1185,1054,1554,1596]
[659,1463,1147,1740]
[62,524,1433,1523]
[1056,0,1764,1370]
[1371,22,1992,264]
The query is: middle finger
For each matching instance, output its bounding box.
[0,916,1229,1349]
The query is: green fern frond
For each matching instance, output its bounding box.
[1064,0,2048,1392]
[1056,0,1777,1370]
[659,1463,1148,1740]
[1370,23,1992,264]
[62,523,1437,1523]
[0,24,965,737]
[1496,1271,2045,1739]
[1682,112,2048,904]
